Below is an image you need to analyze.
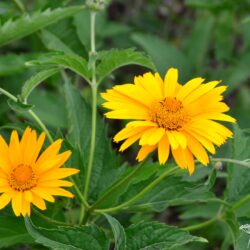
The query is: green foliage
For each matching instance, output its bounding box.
[64,78,125,199]
[25,217,109,250]
[103,213,126,250]
[97,48,156,83]
[27,53,91,83]
[131,33,191,81]
[125,221,207,250]
[226,125,250,202]
[0,213,33,248]
[0,5,85,47]
[0,1,250,250]
[0,54,37,76]
[21,68,59,100]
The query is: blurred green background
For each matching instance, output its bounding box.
[1,0,250,249]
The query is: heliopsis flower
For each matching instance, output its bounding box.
[101,68,236,174]
[0,127,79,216]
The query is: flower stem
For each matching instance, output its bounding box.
[83,11,97,200]
[32,208,72,226]
[90,162,144,211]
[232,194,250,210]
[28,110,53,143]
[13,0,25,13]
[183,217,217,232]
[95,166,179,214]
[210,157,250,168]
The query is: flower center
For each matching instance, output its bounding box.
[150,97,189,130]
[8,164,37,191]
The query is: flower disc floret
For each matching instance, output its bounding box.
[0,127,79,217]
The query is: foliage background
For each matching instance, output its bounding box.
[0,0,250,249]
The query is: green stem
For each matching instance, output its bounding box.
[95,166,179,214]
[83,11,97,200]
[32,208,72,226]
[183,217,217,232]
[90,162,144,211]
[13,0,25,13]
[210,157,250,168]
[28,110,53,143]
[232,194,250,210]
[0,88,17,102]
[70,176,90,209]
[0,88,53,142]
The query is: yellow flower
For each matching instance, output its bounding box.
[101,68,236,174]
[0,127,79,216]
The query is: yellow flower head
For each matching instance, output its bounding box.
[101,68,236,174]
[0,127,79,216]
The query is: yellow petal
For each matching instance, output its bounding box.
[147,128,165,145]
[0,192,12,209]
[158,134,170,164]
[176,77,204,101]
[137,145,157,161]
[12,191,22,216]
[31,194,46,210]
[164,68,178,97]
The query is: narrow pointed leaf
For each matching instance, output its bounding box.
[0,6,86,47]
[103,213,126,250]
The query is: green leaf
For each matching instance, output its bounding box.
[25,217,109,250]
[205,168,217,190]
[21,68,59,100]
[226,124,250,202]
[41,18,87,57]
[40,29,77,55]
[119,173,215,212]
[223,210,240,248]
[0,5,85,47]
[96,48,156,83]
[7,99,33,113]
[237,224,250,250]
[27,53,91,83]
[0,213,33,248]
[0,53,38,76]
[63,77,125,199]
[131,33,192,81]
[23,89,67,128]
[103,213,126,250]
[184,13,214,71]
[125,221,207,250]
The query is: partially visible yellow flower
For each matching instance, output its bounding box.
[101,68,236,174]
[0,127,79,216]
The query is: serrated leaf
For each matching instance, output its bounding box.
[0,6,85,47]
[103,213,126,250]
[7,99,33,113]
[226,124,250,202]
[25,217,109,250]
[21,68,59,100]
[119,173,215,212]
[27,53,91,83]
[125,221,207,250]
[96,48,156,83]
[131,33,192,81]
[63,77,125,199]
